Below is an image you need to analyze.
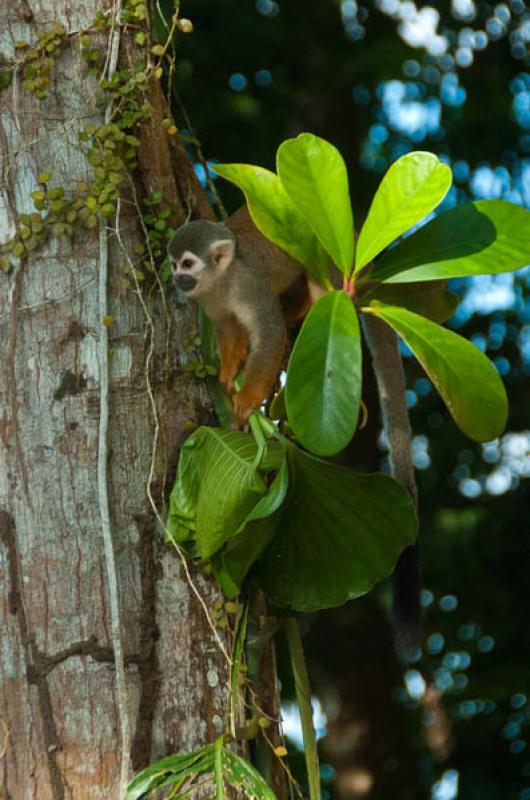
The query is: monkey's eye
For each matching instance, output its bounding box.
[181,258,194,269]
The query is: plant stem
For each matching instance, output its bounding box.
[283,618,321,800]
[362,314,421,658]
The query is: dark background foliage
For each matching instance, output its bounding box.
[162,2,530,798]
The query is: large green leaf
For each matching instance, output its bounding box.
[366,303,508,442]
[213,162,329,284]
[361,280,459,324]
[366,200,530,283]
[277,133,354,273]
[211,459,289,597]
[285,290,362,456]
[356,151,452,271]
[167,427,284,559]
[257,445,418,612]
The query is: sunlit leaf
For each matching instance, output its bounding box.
[367,200,530,283]
[257,445,418,612]
[213,163,329,284]
[285,291,362,456]
[365,303,508,442]
[356,151,452,271]
[277,133,354,273]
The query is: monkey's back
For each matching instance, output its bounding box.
[228,206,305,295]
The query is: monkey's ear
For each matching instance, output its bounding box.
[210,239,235,270]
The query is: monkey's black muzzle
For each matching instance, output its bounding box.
[174,274,198,292]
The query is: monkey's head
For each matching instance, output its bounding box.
[167,220,236,299]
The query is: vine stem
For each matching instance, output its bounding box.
[97,3,132,797]
[362,313,421,658]
[283,618,321,800]
[114,199,232,669]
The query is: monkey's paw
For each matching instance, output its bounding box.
[231,391,260,424]
[218,370,236,395]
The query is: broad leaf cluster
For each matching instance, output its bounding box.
[167,427,418,612]
[215,135,530,456]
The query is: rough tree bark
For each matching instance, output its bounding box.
[0,3,241,798]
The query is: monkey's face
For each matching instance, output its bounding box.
[168,222,236,300]
[170,250,205,297]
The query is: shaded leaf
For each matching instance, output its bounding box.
[356,151,452,271]
[285,291,361,456]
[257,445,418,612]
[361,280,459,324]
[365,303,508,442]
[367,200,530,283]
[277,133,354,273]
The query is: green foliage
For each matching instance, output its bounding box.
[361,280,460,324]
[366,200,530,283]
[216,135,527,451]
[256,444,418,612]
[122,0,149,24]
[167,425,418,610]
[0,12,176,275]
[210,460,289,598]
[355,151,452,271]
[277,133,354,273]
[364,303,508,442]
[140,191,177,280]
[213,163,329,285]
[127,738,277,800]
[167,427,285,559]
[17,24,67,101]
[285,291,362,456]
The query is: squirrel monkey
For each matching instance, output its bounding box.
[168,207,322,424]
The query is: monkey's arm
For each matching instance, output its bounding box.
[215,316,249,395]
[231,297,287,423]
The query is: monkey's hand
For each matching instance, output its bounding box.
[230,387,265,426]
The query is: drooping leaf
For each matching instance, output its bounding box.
[211,459,289,597]
[285,290,362,456]
[222,750,277,800]
[365,303,508,442]
[126,737,276,800]
[213,163,329,284]
[257,445,418,612]
[356,151,452,271]
[127,743,278,800]
[126,745,215,800]
[361,280,459,324]
[277,133,354,273]
[366,200,530,283]
[167,427,284,559]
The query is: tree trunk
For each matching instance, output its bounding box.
[0,3,235,798]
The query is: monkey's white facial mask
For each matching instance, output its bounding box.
[172,250,205,295]
[171,239,235,298]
